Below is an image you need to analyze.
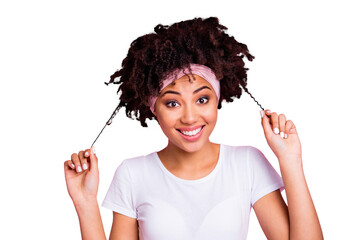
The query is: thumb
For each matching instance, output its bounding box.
[89,146,98,172]
[261,110,273,137]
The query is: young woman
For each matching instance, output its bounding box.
[64,17,323,239]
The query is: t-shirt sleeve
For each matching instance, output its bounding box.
[247,146,284,206]
[102,159,137,219]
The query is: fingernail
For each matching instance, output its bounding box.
[76,166,82,172]
[91,146,96,155]
[84,151,89,157]
[274,128,279,134]
[71,163,75,168]
[285,133,288,139]
[82,163,88,170]
[266,110,271,114]
[260,110,264,118]
[280,132,284,138]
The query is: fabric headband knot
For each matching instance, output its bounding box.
[149,64,220,113]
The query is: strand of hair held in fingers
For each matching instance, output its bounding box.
[91,102,121,147]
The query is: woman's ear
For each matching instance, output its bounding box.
[152,101,158,117]
[153,112,158,123]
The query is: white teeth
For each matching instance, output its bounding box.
[181,127,202,136]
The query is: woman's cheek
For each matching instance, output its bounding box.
[204,104,218,123]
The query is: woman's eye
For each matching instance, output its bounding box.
[197,97,209,104]
[166,101,179,108]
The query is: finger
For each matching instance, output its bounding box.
[264,109,272,117]
[278,114,286,139]
[64,161,71,177]
[285,120,297,134]
[261,109,274,137]
[64,160,75,170]
[64,160,77,179]
[270,112,279,135]
[89,146,98,173]
[71,153,83,173]
[78,150,89,171]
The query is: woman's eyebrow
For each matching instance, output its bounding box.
[194,86,211,94]
[161,86,211,97]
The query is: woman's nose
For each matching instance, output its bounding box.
[180,104,197,124]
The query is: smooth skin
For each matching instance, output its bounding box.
[64,74,323,239]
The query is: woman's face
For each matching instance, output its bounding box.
[153,74,218,153]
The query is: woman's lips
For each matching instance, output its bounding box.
[177,125,205,141]
[176,125,204,132]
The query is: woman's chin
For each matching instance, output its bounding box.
[170,139,211,154]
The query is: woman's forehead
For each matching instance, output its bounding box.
[162,74,212,90]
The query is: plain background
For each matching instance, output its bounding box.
[1,0,359,239]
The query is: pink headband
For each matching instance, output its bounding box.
[149,64,220,113]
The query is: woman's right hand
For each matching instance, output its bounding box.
[64,146,99,206]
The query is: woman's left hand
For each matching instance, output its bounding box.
[260,109,302,161]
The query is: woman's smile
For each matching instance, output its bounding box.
[177,125,205,141]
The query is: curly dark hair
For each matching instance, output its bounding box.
[104,16,263,127]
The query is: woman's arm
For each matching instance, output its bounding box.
[253,157,323,240]
[65,147,139,239]
[255,109,323,239]
[64,147,106,240]
[75,207,139,240]
[253,190,289,239]
[75,198,106,240]
[279,155,323,239]
[109,212,139,240]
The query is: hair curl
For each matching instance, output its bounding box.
[105,16,262,127]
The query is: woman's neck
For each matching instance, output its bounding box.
[158,141,220,173]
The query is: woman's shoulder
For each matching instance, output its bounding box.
[220,144,271,171]
[220,144,268,164]
[120,151,157,166]
[112,151,161,183]
[221,143,260,155]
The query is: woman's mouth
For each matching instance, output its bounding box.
[176,125,205,141]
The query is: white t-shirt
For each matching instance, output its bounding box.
[102,144,284,240]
